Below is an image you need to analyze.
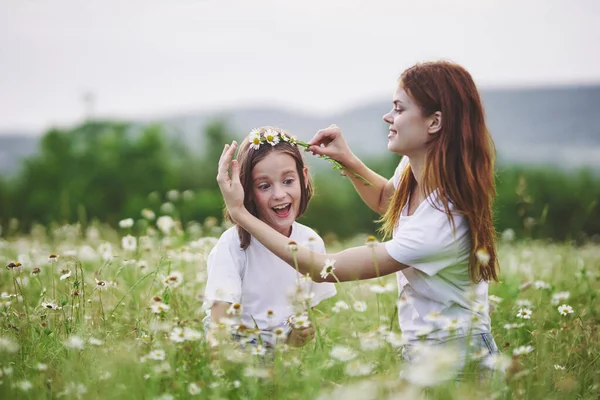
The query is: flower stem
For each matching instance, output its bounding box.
[295,140,373,187]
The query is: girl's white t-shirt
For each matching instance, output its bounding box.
[204,222,337,330]
[384,156,492,342]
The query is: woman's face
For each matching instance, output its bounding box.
[382,86,433,158]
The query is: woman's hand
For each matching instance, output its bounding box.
[307,124,355,167]
[216,141,245,222]
[286,325,315,347]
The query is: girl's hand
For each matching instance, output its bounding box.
[307,124,354,167]
[216,141,245,222]
[286,325,315,347]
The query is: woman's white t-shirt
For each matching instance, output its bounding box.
[204,222,337,331]
[384,156,491,342]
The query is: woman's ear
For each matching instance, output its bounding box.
[302,166,309,187]
[428,111,442,134]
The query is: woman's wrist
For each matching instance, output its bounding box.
[342,152,363,174]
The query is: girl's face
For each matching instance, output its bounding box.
[251,151,308,237]
[382,86,434,158]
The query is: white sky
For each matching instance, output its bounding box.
[1,0,599,132]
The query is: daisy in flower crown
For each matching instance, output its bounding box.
[247,127,297,150]
[203,125,336,349]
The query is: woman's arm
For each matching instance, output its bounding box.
[308,125,394,214]
[235,210,406,282]
[343,157,397,215]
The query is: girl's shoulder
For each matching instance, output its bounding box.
[291,222,324,243]
[214,226,243,250]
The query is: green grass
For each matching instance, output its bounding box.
[1,221,599,399]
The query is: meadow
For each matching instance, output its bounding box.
[0,214,599,400]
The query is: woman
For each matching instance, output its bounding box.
[216,61,499,362]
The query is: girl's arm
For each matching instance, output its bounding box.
[210,301,231,323]
[217,142,408,282]
[308,126,393,214]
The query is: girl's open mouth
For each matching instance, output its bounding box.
[272,203,292,217]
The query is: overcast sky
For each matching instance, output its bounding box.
[1,0,599,132]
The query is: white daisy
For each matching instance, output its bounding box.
[330,345,357,362]
[248,129,262,150]
[353,301,367,312]
[16,380,33,391]
[226,303,243,317]
[60,270,72,280]
[162,271,183,288]
[533,280,551,289]
[320,259,336,279]
[551,291,570,305]
[148,349,166,361]
[513,345,534,355]
[188,383,202,395]
[286,241,298,252]
[156,215,175,234]
[273,327,289,342]
[264,129,280,146]
[64,335,85,350]
[122,235,137,251]
[251,345,267,356]
[119,218,134,228]
[150,302,170,314]
[365,235,378,248]
[95,278,108,290]
[332,300,350,313]
[557,304,574,316]
[516,308,532,319]
[290,313,311,329]
[141,208,156,220]
[41,301,62,311]
[170,327,186,343]
[488,295,503,303]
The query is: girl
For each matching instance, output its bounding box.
[204,126,337,347]
[216,61,499,361]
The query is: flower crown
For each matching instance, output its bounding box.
[247,128,296,150]
[245,127,373,187]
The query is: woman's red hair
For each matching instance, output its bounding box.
[380,61,498,282]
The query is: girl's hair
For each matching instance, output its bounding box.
[226,126,314,249]
[380,61,499,283]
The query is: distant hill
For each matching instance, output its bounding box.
[1,85,599,175]
[0,133,39,175]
